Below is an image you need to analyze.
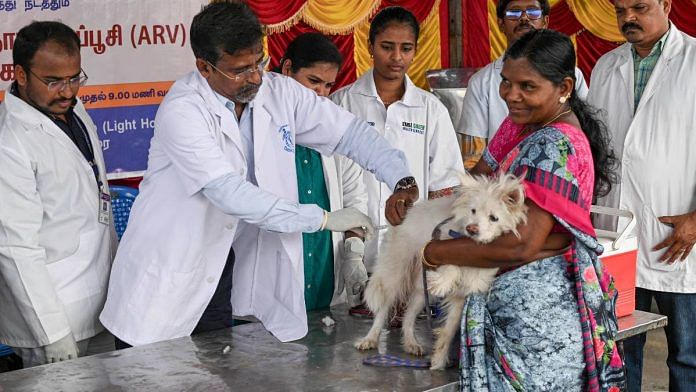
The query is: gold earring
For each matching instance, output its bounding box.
[559,94,570,104]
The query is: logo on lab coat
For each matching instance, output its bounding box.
[401,121,426,135]
[278,125,294,152]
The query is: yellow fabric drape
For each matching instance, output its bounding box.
[302,0,380,35]
[488,0,507,60]
[566,0,625,42]
[353,18,371,79]
[353,0,442,89]
[549,0,563,7]
[410,3,442,88]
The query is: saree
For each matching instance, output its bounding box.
[459,118,626,391]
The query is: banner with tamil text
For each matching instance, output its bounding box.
[0,0,208,178]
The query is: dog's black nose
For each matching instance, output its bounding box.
[466,224,479,236]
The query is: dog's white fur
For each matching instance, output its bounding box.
[354,173,528,370]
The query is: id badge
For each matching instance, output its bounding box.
[99,192,111,225]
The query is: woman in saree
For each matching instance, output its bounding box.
[420,30,626,391]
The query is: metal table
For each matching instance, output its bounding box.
[0,306,667,392]
[0,306,458,392]
[616,310,668,341]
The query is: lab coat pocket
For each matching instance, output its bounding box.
[641,205,683,272]
[133,263,206,336]
[46,227,111,304]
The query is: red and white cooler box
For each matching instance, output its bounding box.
[592,206,638,318]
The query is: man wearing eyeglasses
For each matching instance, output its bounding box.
[0,21,116,367]
[457,0,589,169]
[100,1,418,347]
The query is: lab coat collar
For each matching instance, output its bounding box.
[618,23,683,63]
[189,70,245,157]
[352,68,425,108]
[493,56,504,71]
[1,89,94,168]
[186,69,274,180]
[619,23,685,115]
[190,69,240,122]
[2,87,45,127]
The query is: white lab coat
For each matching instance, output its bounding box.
[588,24,696,293]
[320,155,367,306]
[0,92,116,348]
[331,69,463,268]
[100,71,375,345]
[458,56,588,139]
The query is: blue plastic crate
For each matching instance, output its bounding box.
[0,343,13,357]
[110,185,139,240]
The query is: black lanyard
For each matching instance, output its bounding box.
[50,109,102,191]
[70,112,103,190]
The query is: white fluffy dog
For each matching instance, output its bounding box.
[355,173,528,370]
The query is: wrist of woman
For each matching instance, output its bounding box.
[421,241,438,268]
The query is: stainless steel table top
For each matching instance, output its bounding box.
[0,306,458,392]
[616,310,668,341]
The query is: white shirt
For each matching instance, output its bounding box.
[459,56,589,140]
[0,92,116,347]
[331,69,463,268]
[100,71,411,345]
[588,24,696,293]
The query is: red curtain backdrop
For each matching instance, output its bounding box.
[439,0,450,67]
[246,0,305,26]
[669,0,696,37]
[267,21,357,91]
[575,31,621,80]
[461,0,490,67]
[381,0,438,21]
[548,1,583,36]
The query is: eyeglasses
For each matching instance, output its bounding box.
[504,8,544,20]
[207,56,269,81]
[27,68,88,92]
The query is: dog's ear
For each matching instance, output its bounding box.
[500,175,525,209]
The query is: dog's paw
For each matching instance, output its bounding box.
[354,336,378,351]
[403,340,425,356]
[426,270,455,297]
[429,354,449,371]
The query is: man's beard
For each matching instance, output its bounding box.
[27,93,75,116]
[234,83,261,103]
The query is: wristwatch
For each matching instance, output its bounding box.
[394,176,417,192]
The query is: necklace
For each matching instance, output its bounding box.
[519,108,573,137]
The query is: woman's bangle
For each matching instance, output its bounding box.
[420,241,437,268]
[319,211,328,231]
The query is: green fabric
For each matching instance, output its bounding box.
[632,30,669,111]
[295,145,334,311]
